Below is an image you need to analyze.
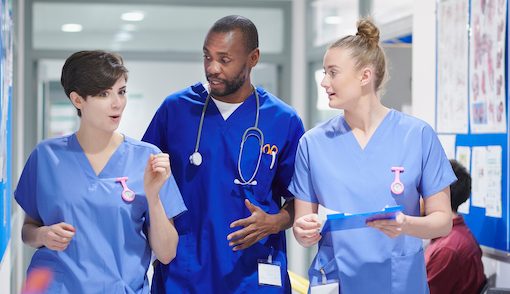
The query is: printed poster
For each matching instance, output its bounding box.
[469,0,507,133]
[437,0,469,133]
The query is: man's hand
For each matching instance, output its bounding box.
[227,199,280,251]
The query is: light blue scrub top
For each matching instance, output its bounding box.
[289,110,456,294]
[143,83,304,293]
[15,134,187,294]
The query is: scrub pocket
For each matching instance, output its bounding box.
[308,244,338,288]
[232,157,274,205]
[391,248,428,294]
[251,154,276,198]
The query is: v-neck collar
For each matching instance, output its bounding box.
[69,133,125,178]
[195,82,258,126]
[342,109,394,153]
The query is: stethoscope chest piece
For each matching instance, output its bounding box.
[189,152,203,166]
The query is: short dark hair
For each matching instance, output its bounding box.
[209,15,259,52]
[449,159,471,212]
[60,50,128,116]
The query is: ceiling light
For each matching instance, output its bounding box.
[325,16,342,25]
[61,23,82,33]
[114,32,133,42]
[121,11,144,22]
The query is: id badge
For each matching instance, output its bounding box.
[310,282,339,294]
[310,268,339,294]
[258,253,282,287]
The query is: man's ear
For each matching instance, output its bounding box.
[249,48,260,68]
[69,91,84,110]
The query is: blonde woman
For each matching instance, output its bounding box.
[290,19,456,293]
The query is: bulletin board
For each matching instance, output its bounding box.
[436,0,509,255]
[0,0,13,263]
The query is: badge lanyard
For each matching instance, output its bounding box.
[258,247,282,287]
[310,250,339,294]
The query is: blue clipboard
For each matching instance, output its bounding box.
[321,206,403,232]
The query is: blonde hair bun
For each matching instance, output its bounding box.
[356,18,380,46]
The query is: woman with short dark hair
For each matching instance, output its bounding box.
[15,50,186,293]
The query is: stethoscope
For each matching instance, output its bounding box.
[189,85,264,186]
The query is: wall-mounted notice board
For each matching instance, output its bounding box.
[436,0,509,256]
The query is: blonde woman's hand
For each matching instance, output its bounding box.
[367,212,408,238]
[293,213,322,247]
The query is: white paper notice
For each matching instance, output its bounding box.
[485,146,502,218]
[455,146,471,214]
[471,147,487,207]
[470,146,503,218]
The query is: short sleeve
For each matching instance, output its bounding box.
[272,114,305,200]
[419,125,457,198]
[142,99,169,153]
[14,149,42,222]
[159,174,187,219]
[288,136,319,203]
[143,144,187,225]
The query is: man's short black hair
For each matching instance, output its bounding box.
[209,15,259,52]
[449,159,471,212]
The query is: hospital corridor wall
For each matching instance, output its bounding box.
[413,0,510,288]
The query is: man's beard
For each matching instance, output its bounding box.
[208,66,248,97]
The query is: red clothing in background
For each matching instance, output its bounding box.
[425,215,486,294]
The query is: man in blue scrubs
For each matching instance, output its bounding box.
[143,15,304,293]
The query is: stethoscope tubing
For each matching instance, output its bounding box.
[190,84,263,186]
